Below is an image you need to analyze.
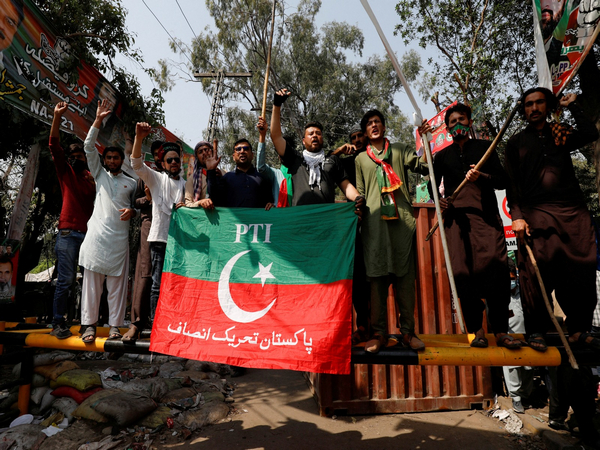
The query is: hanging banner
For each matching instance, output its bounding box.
[415,102,457,156]
[533,0,600,93]
[0,0,192,155]
[150,203,357,375]
[0,0,126,149]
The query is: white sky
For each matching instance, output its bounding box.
[117,0,438,146]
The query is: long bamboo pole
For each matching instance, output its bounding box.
[360,0,465,333]
[261,0,277,118]
[425,100,521,240]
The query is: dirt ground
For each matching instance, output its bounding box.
[163,368,531,450]
[0,356,552,450]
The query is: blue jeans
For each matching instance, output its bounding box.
[53,229,85,325]
[150,242,167,322]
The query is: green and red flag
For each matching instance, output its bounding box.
[532,0,600,93]
[150,203,358,374]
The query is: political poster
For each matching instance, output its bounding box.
[415,102,457,157]
[533,0,600,93]
[0,0,191,156]
[150,203,358,375]
[496,190,517,251]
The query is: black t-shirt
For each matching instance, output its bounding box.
[282,142,348,206]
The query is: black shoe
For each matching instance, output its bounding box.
[50,323,72,339]
[548,419,569,431]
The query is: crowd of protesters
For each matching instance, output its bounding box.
[43,86,600,445]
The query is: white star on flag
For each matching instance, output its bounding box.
[253,262,275,287]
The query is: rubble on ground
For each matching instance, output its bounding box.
[0,350,237,449]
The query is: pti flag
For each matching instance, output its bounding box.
[150,203,358,375]
[532,0,600,93]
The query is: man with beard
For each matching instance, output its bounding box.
[506,87,600,450]
[206,137,274,210]
[269,89,362,206]
[185,140,220,209]
[505,88,599,351]
[132,123,187,328]
[49,101,96,339]
[427,103,518,349]
[78,99,136,343]
[123,139,163,342]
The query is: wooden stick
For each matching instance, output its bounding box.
[425,100,521,241]
[524,242,578,370]
[261,0,277,118]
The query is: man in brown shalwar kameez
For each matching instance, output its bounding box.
[123,140,163,342]
[504,88,600,352]
[429,103,520,349]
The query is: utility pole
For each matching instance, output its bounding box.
[194,70,252,142]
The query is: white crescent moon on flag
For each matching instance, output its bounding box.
[218,250,277,323]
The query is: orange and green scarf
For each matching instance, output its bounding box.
[366,139,402,220]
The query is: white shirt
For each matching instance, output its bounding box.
[79,127,136,276]
[131,156,185,243]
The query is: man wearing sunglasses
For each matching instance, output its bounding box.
[131,123,187,331]
[206,136,274,209]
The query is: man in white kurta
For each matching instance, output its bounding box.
[131,123,186,326]
[79,100,136,341]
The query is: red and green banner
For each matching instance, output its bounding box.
[0,0,191,157]
[415,101,457,156]
[150,203,358,374]
[533,0,600,93]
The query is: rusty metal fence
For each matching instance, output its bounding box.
[305,204,493,416]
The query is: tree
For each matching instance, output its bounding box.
[395,0,600,213]
[155,0,421,165]
[394,0,537,134]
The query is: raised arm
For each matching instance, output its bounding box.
[50,102,68,139]
[84,100,112,178]
[49,102,69,175]
[270,89,290,157]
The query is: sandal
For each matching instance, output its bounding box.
[107,326,123,340]
[496,333,523,350]
[527,333,547,352]
[365,334,388,354]
[351,326,368,346]
[470,329,488,348]
[122,325,140,342]
[470,335,489,348]
[81,325,96,344]
[403,332,425,351]
[571,332,600,351]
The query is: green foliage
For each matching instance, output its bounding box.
[155,0,421,163]
[394,0,536,131]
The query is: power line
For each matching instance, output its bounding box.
[175,0,198,40]
[140,0,194,66]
